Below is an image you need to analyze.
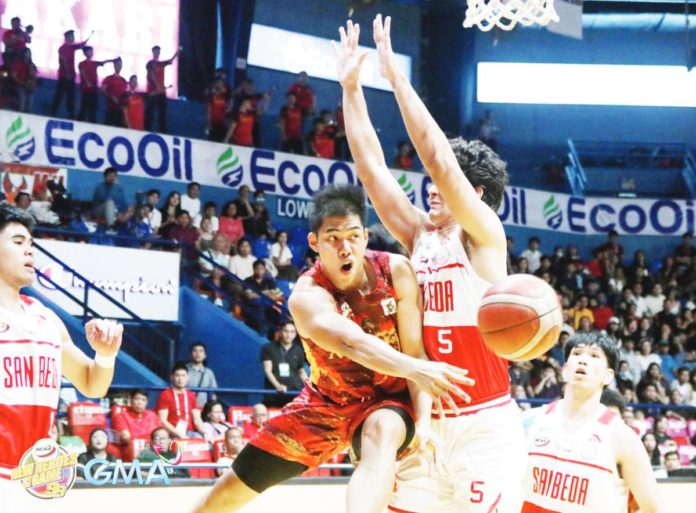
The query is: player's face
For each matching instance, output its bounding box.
[426,184,455,226]
[0,223,35,289]
[309,214,368,289]
[562,343,614,391]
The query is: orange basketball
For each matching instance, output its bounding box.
[477,274,562,362]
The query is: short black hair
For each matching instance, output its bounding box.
[130,388,149,399]
[600,387,625,414]
[152,45,161,52]
[64,30,74,37]
[189,341,206,352]
[147,188,160,197]
[0,202,34,234]
[448,138,508,210]
[203,201,216,210]
[187,182,200,191]
[15,192,30,203]
[253,259,266,268]
[172,362,188,374]
[83,46,93,53]
[309,184,366,234]
[564,332,619,373]
[529,236,540,244]
[104,167,117,177]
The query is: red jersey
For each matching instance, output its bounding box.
[280,106,302,139]
[2,29,27,50]
[112,408,161,440]
[58,42,82,80]
[301,250,407,405]
[10,59,31,85]
[146,60,167,94]
[102,74,128,109]
[311,130,335,159]
[0,296,62,478]
[156,388,200,432]
[289,82,314,111]
[125,93,145,130]
[232,111,255,146]
[411,229,510,412]
[78,59,100,92]
[208,94,228,126]
[395,155,414,170]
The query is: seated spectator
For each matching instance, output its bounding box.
[637,340,662,374]
[196,217,215,252]
[278,93,303,154]
[92,167,130,227]
[639,383,667,417]
[193,201,219,232]
[26,189,61,226]
[181,182,201,220]
[674,232,695,273]
[186,342,218,407]
[596,229,624,263]
[228,238,256,280]
[77,428,115,477]
[168,211,199,258]
[138,427,191,478]
[234,185,255,232]
[215,426,245,471]
[270,230,297,281]
[156,362,205,438]
[671,367,693,404]
[112,389,161,462]
[245,201,274,240]
[509,360,533,398]
[242,259,282,335]
[520,236,542,274]
[200,399,234,443]
[515,257,529,274]
[200,233,231,284]
[144,189,162,233]
[616,360,637,391]
[653,415,674,444]
[218,201,245,246]
[664,451,683,475]
[122,204,153,246]
[641,433,661,467]
[261,321,307,408]
[242,403,268,441]
[590,293,613,330]
[569,295,594,330]
[394,141,414,170]
[159,191,181,237]
[533,365,561,400]
[512,384,531,411]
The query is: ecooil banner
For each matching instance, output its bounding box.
[33,239,180,321]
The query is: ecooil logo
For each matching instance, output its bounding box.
[543,195,563,229]
[217,147,243,188]
[5,116,36,161]
[398,174,416,204]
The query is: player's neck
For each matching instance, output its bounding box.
[0,282,23,314]
[435,218,458,235]
[560,387,603,419]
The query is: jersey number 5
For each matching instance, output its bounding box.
[438,329,453,354]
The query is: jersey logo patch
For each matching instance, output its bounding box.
[0,322,9,333]
[381,298,397,316]
[339,302,352,317]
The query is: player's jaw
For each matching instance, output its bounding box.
[426,185,455,227]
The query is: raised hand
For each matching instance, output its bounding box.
[331,19,369,88]
[409,360,475,415]
[85,319,123,357]
[373,14,399,83]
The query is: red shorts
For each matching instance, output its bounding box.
[249,385,414,468]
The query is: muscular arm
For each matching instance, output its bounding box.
[262,360,285,391]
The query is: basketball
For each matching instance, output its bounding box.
[477,274,562,361]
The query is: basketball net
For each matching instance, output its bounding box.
[463,0,560,32]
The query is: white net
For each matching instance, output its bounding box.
[463,0,560,32]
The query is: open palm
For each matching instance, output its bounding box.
[333,20,368,87]
[373,14,399,83]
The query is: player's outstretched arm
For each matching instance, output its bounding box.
[55,313,122,398]
[289,278,473,406]
[373,14,505,249]
[613,421,667,513]
[334,20,427,252]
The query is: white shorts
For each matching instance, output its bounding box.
[0,476,57,513]
[389,399,527,513]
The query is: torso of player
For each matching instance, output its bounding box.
[411,228,509,409]
[0,296,63,474]
[300,250,407,406]
[522,403,629,513]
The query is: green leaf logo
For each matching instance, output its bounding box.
[217,147,243,187]
[5,116,35,161]
[397,174,416,204]
[543,195,563,229]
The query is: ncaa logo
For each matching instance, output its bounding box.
[6,116,36,162]
[216,147,243,188]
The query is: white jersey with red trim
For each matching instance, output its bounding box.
[0,296,62,479]
[522,402,629,513]
[411,229,509,409]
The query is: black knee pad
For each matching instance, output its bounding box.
[351,405,415,462]
[232,444,308,493]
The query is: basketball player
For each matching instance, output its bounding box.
[191,185,473,513]
[522,332,665,512]
[0,203,123,511]
[335,17,526,512]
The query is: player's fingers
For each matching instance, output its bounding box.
[373,14,382,44]
[330,40,339,57]
[352,23,360,49]
[435,394,445,419]
[347,19,353,41]
[442,392,460,414]
[338,26,347,46]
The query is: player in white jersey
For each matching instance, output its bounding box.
[335,17,525,512]
[0,203,123,511]
[522,332,665,513]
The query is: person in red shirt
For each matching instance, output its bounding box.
[308,118,335,159]
[207,77,230,142]
[124,75,145,130]
[156,362,205,438]
[51,29,91,119]
[226,98,255,147]
[231,79,270,147]
[101,58,128,127]
[113,389,161,461]
[394,141,415,170]
[9,48,37,112]
[288,71,315,128]
[145,45,180,133]
[2,17,31,67]
[77,46,117,123]
[241,403,268,441]
[277,93,303,154]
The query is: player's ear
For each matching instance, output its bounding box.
[474,186,484,199]
[308,232,318,252]
[603,368,615,386]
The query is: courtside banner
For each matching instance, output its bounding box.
[32,239,180,321]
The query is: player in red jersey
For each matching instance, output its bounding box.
[0,203,123,511]
[522,332,665,513]
[336,17,525,512]
[191,184,474,513]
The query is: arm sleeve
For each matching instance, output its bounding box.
[260,344,271,362]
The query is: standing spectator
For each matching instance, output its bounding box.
[101,58,128,127]
[51,29,91,118]
[334,99,350,160]
[159,190,182,237]
[77,428,115,473]
[194,201,219,232]
[674,232,696,274]
[92,167,129,227]
[206,77,230,141]
[145,45,180,133]
[218,201,245,246]
[180,182,201,220]
[77,47,116,122]
[288,71,315,129]
[112,389,161,461]
[234,185,255,232]
[241,403,268,441]
[200,400,234,443]
[124,75,145,130]
[520,236,542,273]
[156,362,205,438]
[394,141,415,170]
[228,238,256,280]
[231,79,269,147]
[246,200,275,240]
[242,259,282,334]
[261,321,307,407]
[308,117,335,159]
[9,48,37,113]
[477,110,500,151]
[226,98,255,147]
[2,17,31,67]
[597,229,625,263]
[144,189,162,233]
[270,230,296,280]
[186,342,218,407]
[278,93,303,154]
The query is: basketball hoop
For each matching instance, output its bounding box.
[463,0,560,32]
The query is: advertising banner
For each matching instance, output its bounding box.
[32,239,180,321]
